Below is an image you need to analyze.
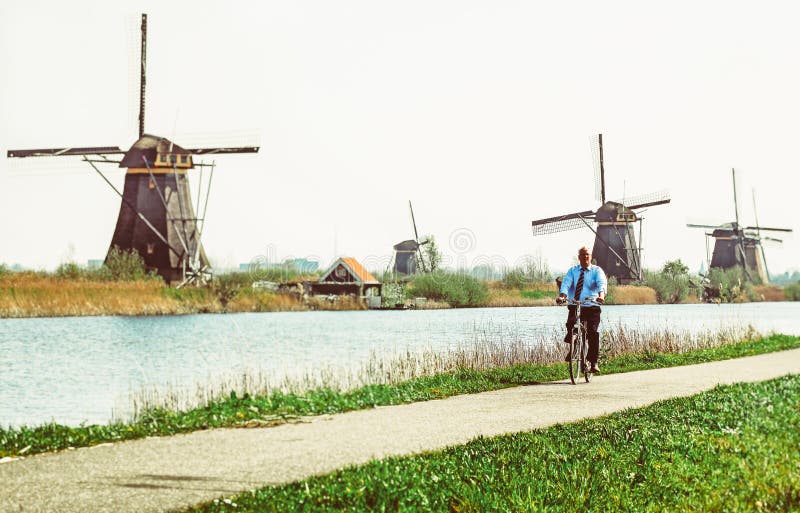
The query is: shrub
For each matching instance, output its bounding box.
[642,259,696,304]
[407,271,488,307]
[705,267,760,302]
[784,282,800,301]
[103,246,154,281]
[501,269,527,289]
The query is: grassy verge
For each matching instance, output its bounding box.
[1,333,798,459]
[186,374,800,512]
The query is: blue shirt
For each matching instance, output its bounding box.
[560,264,607,305]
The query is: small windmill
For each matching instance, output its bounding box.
[6,14,258,286]
[391,201,431,276]
[687,168,791,284]
[531,134,670,284]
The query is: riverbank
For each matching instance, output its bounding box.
[0,272,795,318]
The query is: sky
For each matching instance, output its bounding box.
[1,0,798,276]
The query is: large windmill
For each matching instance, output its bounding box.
[687,168,792,284]
[531,134,671,284]
[6,14,258,286]
[390,201,432,276]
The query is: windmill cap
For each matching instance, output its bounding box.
[119,134,190,168]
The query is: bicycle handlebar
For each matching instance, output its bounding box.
[557,297,603,306]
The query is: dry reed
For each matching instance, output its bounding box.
[0,273,222,317]
[753,285,786,302]
[609,285,658,305]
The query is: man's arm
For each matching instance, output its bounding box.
[556,268,572,304]
[596,267,608,304]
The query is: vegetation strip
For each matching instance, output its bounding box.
[185,374,800,512]
[1,334,798,459]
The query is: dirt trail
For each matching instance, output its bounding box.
[2,349,799,513]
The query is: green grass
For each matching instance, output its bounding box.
[519,290,557,300]
[187,375,800,512]
[1,334,799,459]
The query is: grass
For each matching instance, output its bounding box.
[1,329,798,459]
[186,374,800,512]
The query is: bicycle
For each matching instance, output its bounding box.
[558,297,600,384]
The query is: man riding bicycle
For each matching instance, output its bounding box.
[556,246,607,373]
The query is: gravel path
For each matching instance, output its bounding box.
[2,349,799,513]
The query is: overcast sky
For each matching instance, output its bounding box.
[1,0,798,276]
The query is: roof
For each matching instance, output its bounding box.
[393,239,419,251]
[119,134,190,168]
[319,257,380,284]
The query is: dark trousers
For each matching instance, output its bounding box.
[566,305,601,364]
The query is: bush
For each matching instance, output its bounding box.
[705,267,760,302]
[407,271,489,307]
[103,246,154,281]
[784,282,800,301]
[641,259,698,304]
[501,269,527,289]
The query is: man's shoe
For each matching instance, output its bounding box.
[589,363,600,373]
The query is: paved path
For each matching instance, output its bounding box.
[2,349,799,513]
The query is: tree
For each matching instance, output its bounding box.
[422,235,442,272]
[662,259,689,278]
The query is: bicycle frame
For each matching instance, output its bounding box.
[563,297,599,384]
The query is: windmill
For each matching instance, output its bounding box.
[687,168,791,284]
[6,14,258,286]
[531,134,671,284]
[391,201,432,276]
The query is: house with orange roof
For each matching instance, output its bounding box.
[312,257,382,308]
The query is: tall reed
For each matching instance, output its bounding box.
[125,323,761,421]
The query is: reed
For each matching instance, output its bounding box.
[125,323,762,419]
[753,285,786,302]
[0,272,222,317]
[607,285,658,305]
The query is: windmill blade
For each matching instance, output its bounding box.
[186,146,260,155]
[762,236,784,243]
[613,190,670,209]
[743,226,793,232]
[409,201,421,242]
[589,134,605,203]
[531,210,595,236]
[7,147,124,158]
[687,223,721,230]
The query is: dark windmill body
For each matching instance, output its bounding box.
[531,134,670,284]
[7,14,258,285]
[687,169,791,284]
[390,201,431,276]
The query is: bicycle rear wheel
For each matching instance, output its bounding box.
[578,329,592,383]
[568,329,580,385]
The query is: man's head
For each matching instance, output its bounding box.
[578,246,591,268]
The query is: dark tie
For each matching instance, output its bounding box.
[573,268,585,301]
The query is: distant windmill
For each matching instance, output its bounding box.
[6,14,258,286]
[531,134,671,284]
[391,201,432,276]
[687,169,791,284]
